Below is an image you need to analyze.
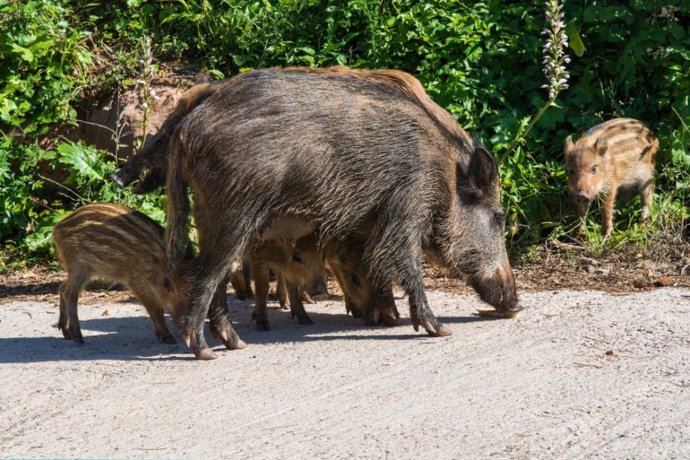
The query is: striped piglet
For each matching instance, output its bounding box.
[564,118,659,237]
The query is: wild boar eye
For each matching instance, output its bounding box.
[591,165,598,174]
[292,252,304,263]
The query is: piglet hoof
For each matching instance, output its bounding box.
[302,293,316,304]
[194,346,218,361]
[381,312,401,327]
[371,306,401,327]
[296,314,314,325]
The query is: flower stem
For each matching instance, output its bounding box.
[499,97,556,164]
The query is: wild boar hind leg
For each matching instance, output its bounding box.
[58,268,90,343]
[183,262,230,360]
[639,178,654,224]
[208,277,247,350]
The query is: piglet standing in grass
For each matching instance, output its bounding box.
[564,118,659,237]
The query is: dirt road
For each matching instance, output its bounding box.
[1,288,689,459]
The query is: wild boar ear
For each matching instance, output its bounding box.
[468,146,497,192]
[563,135,575,159]
[564,134,575,150]
[595,137,608,156]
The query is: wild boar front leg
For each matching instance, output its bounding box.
[251,264,271,331]
[601,188,617,238]
[230,259,254,300]
[276,273,289,310]
[403,257,451,337]
[130,284,176,344]
[287,282,314,325]
[574,200,590,236]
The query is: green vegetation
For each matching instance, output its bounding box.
[1,0,688,270]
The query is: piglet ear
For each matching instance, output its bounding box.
[563,135,575,161]
[564,134,575,150]
[468,146,497,193]
[563,135,575,158]
[595,137,608,156]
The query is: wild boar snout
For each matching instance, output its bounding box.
[573,190,592,205]
[471,265,520,312]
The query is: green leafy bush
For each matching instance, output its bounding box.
[0,0,688,268]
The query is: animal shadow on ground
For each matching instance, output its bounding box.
[226,295,495,347]
[0,294,494,364]
[0,280,62,298]
[0,314,194,364]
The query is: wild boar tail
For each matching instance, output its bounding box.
[164,132,191,273]
[172,82,215,119]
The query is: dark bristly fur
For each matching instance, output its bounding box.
[564,118,659,237]
[160,66,519,360]
[52,203,245,350]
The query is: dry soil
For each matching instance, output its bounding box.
[1,278,689,459]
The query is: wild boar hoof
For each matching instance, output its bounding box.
[63,328,85,344]
[425,322,452,337]
[229,338,248,350]
[212,324,247,350]
[379,305,401,327]
[412,314,452,337]
[194,347,218,360]
[381,313,402,327]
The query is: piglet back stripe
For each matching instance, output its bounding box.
[54,203,164,251]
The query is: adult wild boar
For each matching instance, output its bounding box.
[161,66,520,359]
[52,203,246,350]
[564,118,659,237]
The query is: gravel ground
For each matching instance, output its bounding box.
[1,287,689,459]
